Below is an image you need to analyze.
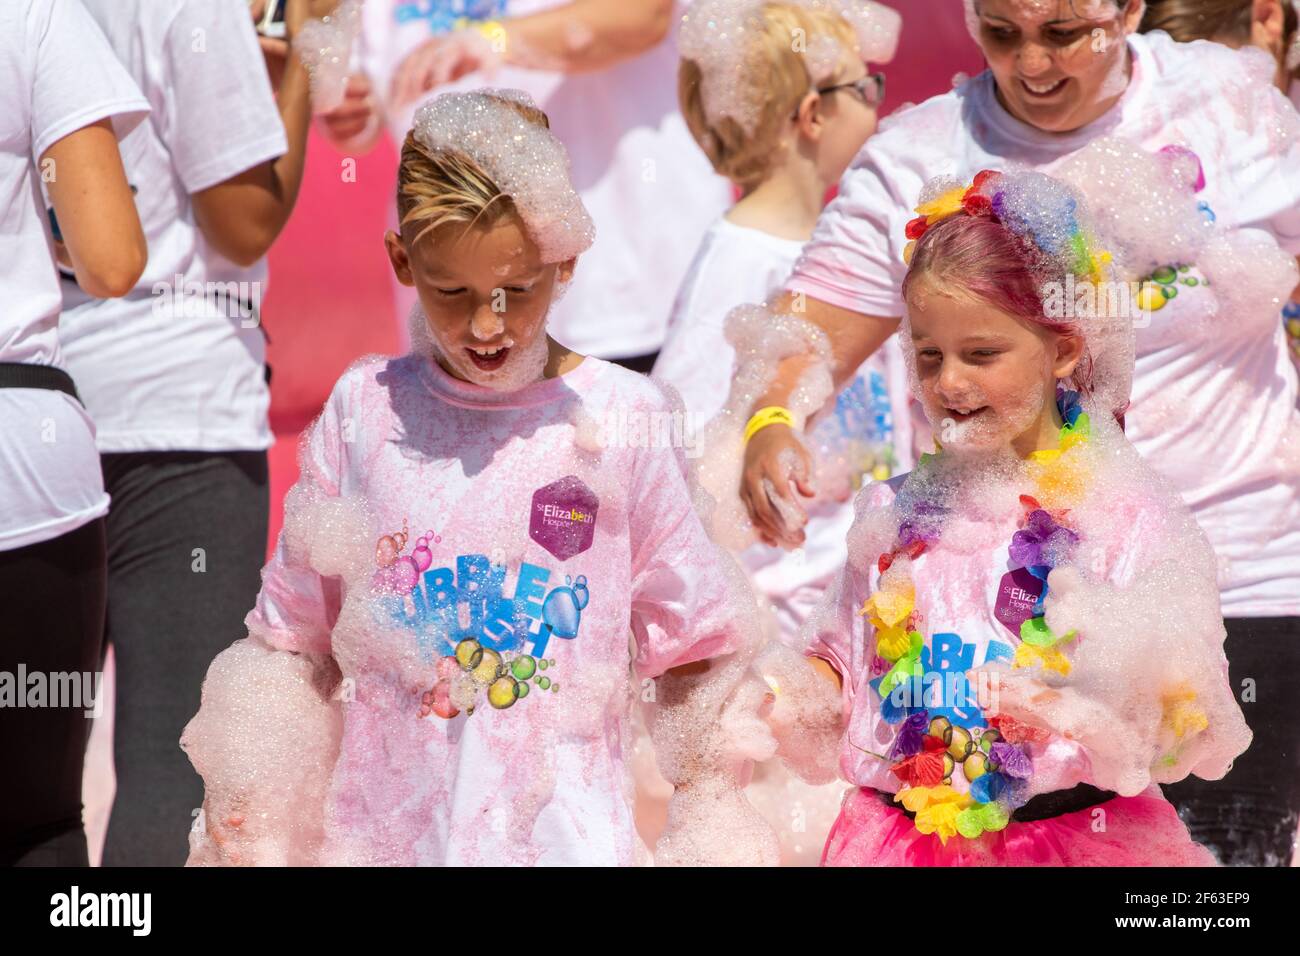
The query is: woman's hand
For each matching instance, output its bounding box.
[389,29,503,106]
[316,73,380,147]
[739,423,815,548]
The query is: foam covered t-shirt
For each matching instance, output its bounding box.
[788,31,1300,616]
[249,353,745,865]
[806,472,1245,800]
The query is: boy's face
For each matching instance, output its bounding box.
[386,214,573,389]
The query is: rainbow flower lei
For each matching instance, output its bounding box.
[854,388,1093,843]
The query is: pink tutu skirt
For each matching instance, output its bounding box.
[822,786,1218,867]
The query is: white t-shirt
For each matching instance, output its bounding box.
[58,0,287,453]
[788,31,1300,617]
[357,0,732,359]
[0,0,149,551]
[653,215,914,638]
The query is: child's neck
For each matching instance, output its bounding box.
[543,335,584,378]
[1010,397,1066,460]
[725,162,827,242]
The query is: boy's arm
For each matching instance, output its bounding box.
[181,382,355,865]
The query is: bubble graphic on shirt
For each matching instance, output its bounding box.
[455,639,484,671]
[423,643,562,719]
[393,556,419,590]
[471,648,503,686]
[376,536,398,568]
[541,574,590,639]
[488,677,520,709]
[412,544,433,572]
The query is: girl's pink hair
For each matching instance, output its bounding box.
[900,212,1096,396]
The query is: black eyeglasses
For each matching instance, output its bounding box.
[793,72,886,118]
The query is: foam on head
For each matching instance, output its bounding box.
[407,90,595,265]
[399,91,592,391]
[679,0,901,144]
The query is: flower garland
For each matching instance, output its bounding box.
[854,387,1092,843]
[902,169,1111,286]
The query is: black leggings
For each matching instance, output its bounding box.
[0,518,107,866]
[98,450,268,867]
[1161,615,1300,866]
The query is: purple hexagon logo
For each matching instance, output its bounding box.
[529,475,599,561]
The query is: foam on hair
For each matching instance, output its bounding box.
[405,90,595,263]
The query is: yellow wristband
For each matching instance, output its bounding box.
[475,20,509,55]
[744,406,796,443]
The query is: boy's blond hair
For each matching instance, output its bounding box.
[396,94,551,246]
[679,3,858,191]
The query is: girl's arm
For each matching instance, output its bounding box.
[970,505,1254,797]
[42,119,146,298]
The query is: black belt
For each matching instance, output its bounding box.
[0,362,81,402]
[879,782,1117,824]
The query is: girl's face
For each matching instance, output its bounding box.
[974,0,1143,133]
[385,214,573,389]
[905,275,1083,455]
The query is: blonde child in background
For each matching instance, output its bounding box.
[658,0,908,657]
[646,0,904,864]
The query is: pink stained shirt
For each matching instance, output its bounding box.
[248,352,745,865]
[804,470,1242,801]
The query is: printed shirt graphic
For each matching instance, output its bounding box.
[806,476,1173,800]
[247,353,743,865]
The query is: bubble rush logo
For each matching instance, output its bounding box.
[377,552,591,662]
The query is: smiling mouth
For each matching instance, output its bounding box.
[945,405,988,422]
[466,346,510,371]
[1020,77,1067,99]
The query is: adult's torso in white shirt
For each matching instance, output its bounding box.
[58,0,287,454]
[360,0,732,359]
[799,32,1300,616]
[0,0,148,549]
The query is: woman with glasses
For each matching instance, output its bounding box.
[737,0,1300,867]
